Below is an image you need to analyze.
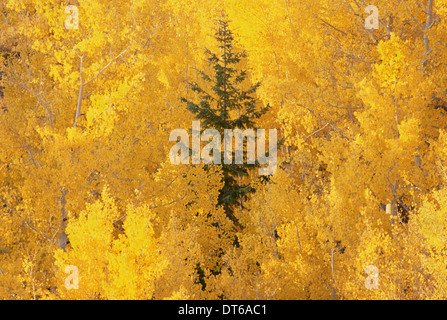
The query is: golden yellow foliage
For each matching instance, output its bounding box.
[0,0,447,300]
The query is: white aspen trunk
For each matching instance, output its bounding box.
[74,55,84,128]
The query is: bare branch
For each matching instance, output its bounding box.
[320,18,347,36]
[74,54,84,128]
[73,49,128,128]
[8,78,53,127]
[303,122,330,141]
[83,49,128,87]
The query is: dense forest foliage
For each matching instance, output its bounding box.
[1,0,447,299]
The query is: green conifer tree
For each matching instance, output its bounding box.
[181,17,270,228]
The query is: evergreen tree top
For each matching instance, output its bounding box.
[181,17,270,132]
[180,16,272,228]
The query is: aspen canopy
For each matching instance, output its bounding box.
[0,0,447,300]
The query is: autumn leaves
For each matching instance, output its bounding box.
[0,0,446,300]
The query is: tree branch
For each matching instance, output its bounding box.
[74,54,84,128]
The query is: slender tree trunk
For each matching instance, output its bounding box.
[74,55,84,128]
[58,188,68,251]
[331,248,336,300]
[423,0,434,55]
